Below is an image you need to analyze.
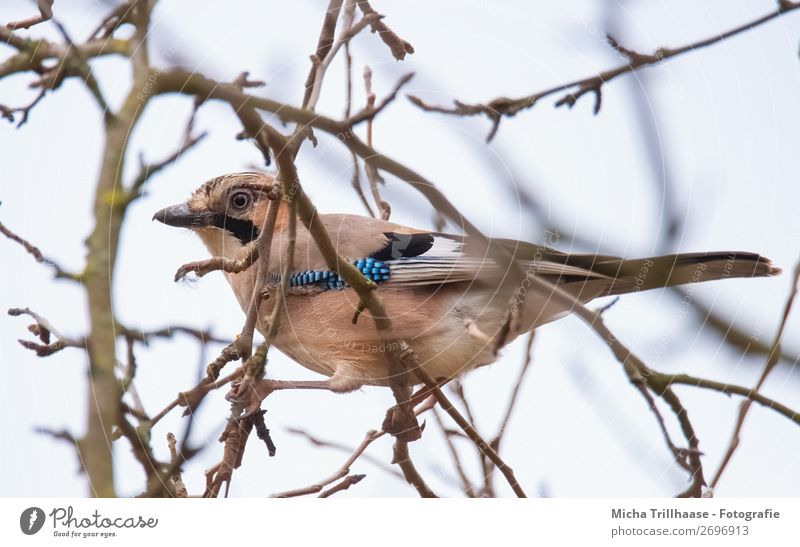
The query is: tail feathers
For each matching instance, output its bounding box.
[602,252,780,297]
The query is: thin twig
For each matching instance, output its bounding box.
[49,19,113,118]
[150,368,243,427]
[119,323,228,346]
[272,429,382,498]
[121,336,146,418]
[432,408,477,497]
[6,0,54,30]
[536,277,708,495]
[8,307,86,356]
[275,397,437,497]
[301,0,345,108]
[651,373,800,426]
[318,474,366,497]
[491,331,535,449]
[361,65,392,220]
[355,0,414,60]
[304,12,382,112]
[710,258,800,489]
[167,433,189,497]
[414,366,527,498]
[287,427,403,479]
[129,113,207,199]
[347,70,415,127]
[449,380,490,492]
[660,388,704,497]
[393,439,438,497]
[87,0,136,40]
[0,218,81,281]
[0,88,47,127]
[408,2,800,140]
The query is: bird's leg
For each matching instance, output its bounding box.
[227,375,363,416]
[256,379,345,392]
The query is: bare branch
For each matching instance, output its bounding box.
[117,414,165,493]
[6,0,54,30]
[408,2,800,140]
[432,408,477,497]
[130,103,208,200]
[0,88,47,127]
[50,19,113,117]
[232,71,266,90]
[8,307,85,356]
[651,373,800,426]
[710,258,800,489]
[414,364,527,497]
[674,287,800,369]
[341,0,376,217]
[304,11,382,113]
[206,182,297,497]
[359,66,394,220]
[349,153,376,216]
[287,427,403,480]
[629,374,697,479]
[121,336,146,418]
[490,331,535,450]
[355,0,414,60]
[347,70,415,127]
[0,218,82,281]
[272,429,381,498]
[204,415,251,497]
[660,388,704,498]
[119,323,228,346]
[300,0,345,108]
[150,368,242,427]
[167,433,189,498]
[365,164,391,221]
[275,398,437,497]
[318,474,366,497]
[513,274,709,495]
[229,194,284,361]
[393,439,437,497]
[36,427,85,474]
[87,1,136,40]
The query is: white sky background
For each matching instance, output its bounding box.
[1,0,799,497]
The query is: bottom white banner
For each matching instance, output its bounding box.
[1,498,796,546]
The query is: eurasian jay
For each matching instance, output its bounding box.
[154,172,780,393]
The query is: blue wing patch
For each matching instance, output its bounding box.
[272,257,391,291]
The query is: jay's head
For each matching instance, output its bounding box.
[154,172,280,258]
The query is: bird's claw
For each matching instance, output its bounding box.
[226,379,276,417]
[382,403,422,442]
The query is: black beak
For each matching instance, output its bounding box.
[152,203,216,228]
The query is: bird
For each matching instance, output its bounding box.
[154,171,781,395]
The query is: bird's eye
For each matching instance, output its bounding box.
[230,191,252,210]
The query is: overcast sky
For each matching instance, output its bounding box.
[1,0,799,497]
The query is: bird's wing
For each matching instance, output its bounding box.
[380,233,613,287]
[282,214,612,290]
[279,215,777,295]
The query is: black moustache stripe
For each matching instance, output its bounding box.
[213,214,259,244]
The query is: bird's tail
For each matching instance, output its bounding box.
[601,251,781,297]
